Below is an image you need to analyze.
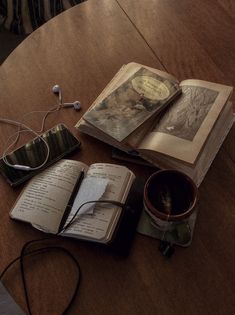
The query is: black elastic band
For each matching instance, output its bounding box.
[60,199,125,233]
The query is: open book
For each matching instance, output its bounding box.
[10,159,140,246]
[82,64,181,142]
[76,62,234,186]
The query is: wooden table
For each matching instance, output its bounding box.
[0,0,234,314]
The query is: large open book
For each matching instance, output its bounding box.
[76,62,234,186]
[10,159,142,247]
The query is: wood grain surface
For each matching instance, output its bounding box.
[118,0,235,104]
[0,0,234,314]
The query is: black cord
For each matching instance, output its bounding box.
[60,199,124,233]
[0,238,81,315]
[1,199,125,315]
[20,238,82,315]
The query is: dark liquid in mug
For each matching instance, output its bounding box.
[147,171,195,215]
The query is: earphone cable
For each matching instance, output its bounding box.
[0,84,81,171]
[0,117,50,171]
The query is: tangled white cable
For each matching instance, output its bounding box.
[0,118,50,171]
[0,85,81,171]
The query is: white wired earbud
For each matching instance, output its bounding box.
[52,85,81,111]
[63,101,81,110]
[52,84,62,104]
[0,85,81,172]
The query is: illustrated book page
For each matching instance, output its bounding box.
[82,63,180,142]
[138,101,234,186]
[136,80,233,164]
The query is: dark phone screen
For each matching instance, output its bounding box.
[0,124,81,186]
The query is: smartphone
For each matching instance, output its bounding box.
[0,123,81,187]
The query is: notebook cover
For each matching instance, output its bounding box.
[107,176,145,255]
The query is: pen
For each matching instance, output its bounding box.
[58,168,85,233]
[67,168,85,209]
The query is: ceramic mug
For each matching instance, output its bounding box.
[143,169,198,246]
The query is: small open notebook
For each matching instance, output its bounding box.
[10,159,143,247]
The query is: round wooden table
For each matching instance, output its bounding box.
[0,0,234,314]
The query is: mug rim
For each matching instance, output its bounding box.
[144,169,198,222]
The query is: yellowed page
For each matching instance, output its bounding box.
[140,102,233,186]
[138,80,233,164]
[10,159,88,234]
[63,164,135,243]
